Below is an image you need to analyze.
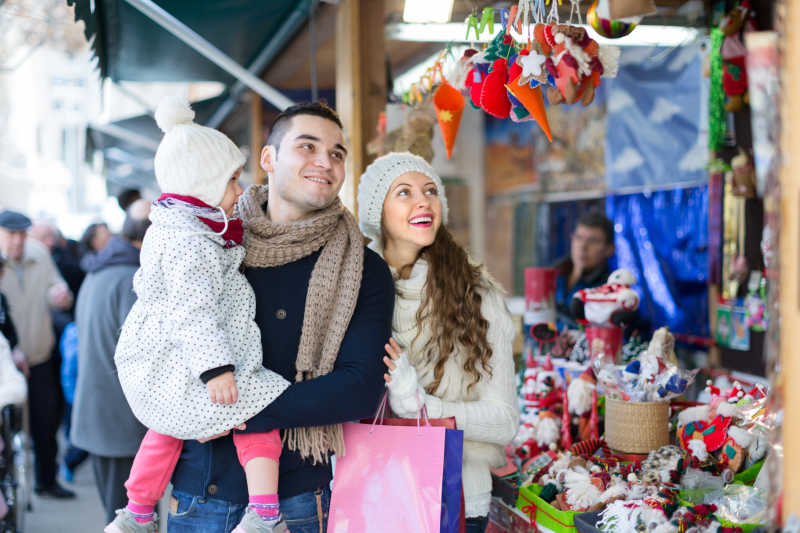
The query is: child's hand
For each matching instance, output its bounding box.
[206,371,238,405]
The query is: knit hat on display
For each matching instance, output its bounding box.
[153,96,245,207]
[357,152,449,248]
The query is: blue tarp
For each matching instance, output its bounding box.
[606,186,709,337]
[604,44,708,190]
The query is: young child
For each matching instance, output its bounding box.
[107,97,291,533]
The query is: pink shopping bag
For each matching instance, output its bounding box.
[328,415,448,532]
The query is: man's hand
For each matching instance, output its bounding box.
[11,348,29,378]
[206,371,238,405]
[48,283,72,310]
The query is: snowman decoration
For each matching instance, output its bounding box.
[570,269,640,327]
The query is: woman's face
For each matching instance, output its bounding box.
[91,224,112,252]
[381,171,443,253]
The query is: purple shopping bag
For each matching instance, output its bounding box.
[328,393,461,533]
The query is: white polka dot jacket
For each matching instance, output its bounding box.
[114,205,290,439]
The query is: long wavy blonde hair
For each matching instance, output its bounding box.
[401,226,494,394]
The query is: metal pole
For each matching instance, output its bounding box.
[123,0,295,111]
[88,121,160,152]
[206,0,311,128]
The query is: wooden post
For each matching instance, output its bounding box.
[250,91,265,185]
[335,0,386,215]
[781,0,800,522]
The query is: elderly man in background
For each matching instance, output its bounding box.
[0,210,75,499]
[71,199,150,522]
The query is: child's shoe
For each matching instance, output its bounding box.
[104,508,159,533]
[232,507,289,533]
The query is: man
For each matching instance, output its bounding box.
[71,199,150,523]
[29,219,88,481]
[168,102,395,533]
[554,211,615,325]
[0,210,74,498]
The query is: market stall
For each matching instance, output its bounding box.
[368,0,791,530]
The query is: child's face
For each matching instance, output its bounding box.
[219,168,244,217]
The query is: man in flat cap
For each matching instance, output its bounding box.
[0,209,76,499]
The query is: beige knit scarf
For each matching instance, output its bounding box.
[238,185,364,464]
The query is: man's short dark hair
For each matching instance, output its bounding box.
[117,189,142,211]
[576,211,615,245]
[266,102,343,153]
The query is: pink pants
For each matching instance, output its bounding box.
[125,428,281,506]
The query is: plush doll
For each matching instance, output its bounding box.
[384,109,436,163]
[571,269,640,327]
[731,149,757,198]
[720,1,755,112]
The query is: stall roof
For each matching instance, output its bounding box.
[67,0,312,84]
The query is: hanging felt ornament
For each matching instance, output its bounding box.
[481,58,512,118]
[506,55,533,123]
[464,65,487,109]
[506,74,553,140]
[432,81,465,159]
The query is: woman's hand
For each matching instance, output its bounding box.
[383,338,403,383]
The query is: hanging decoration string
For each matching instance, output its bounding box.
[546,0,561,24]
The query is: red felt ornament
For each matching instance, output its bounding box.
[561,387,573,450]
[480,59,511,118]
[589,389,599,440]
[465,67,485,109]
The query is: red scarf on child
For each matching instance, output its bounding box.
[156,193,243,247]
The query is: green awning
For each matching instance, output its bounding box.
[67,0,311,83]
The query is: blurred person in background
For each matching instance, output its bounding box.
[554,211,615,326]
[117,189,142,212]
[0,210,75,499]
[71,199,150,522]
[79,222,112,260]
[30,219,91,482]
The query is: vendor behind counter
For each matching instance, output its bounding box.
[554,211,651,335]
[554,211,615,328]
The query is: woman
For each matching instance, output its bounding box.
[358,152,519,533]
[80,222,112,256]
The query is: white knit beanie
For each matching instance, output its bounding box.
[153,96,246,207]
[357,152,449,248]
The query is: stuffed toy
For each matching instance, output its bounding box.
[720,1,755,112]
[383,109,436,163]
[571,269,640,327]
[731,149,757,197]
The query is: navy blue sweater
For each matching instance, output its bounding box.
[171,246,394,502]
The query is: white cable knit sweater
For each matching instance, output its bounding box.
[386,258,519,518]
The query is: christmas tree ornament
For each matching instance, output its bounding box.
[586,0,639,39]
[480,58,512,119]
[506,75,553,140]
[561,387,573,449]
[464,65,487,109]
[432,81,465,159]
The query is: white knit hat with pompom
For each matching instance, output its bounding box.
[153,96,245,206]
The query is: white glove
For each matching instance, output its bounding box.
[387,352,426,418]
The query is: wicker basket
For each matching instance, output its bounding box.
[605,398,670,454]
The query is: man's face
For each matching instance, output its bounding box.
[29,223,56,251]
[261,114,347,218]
[0,228,27,261]
[571,224,613,272]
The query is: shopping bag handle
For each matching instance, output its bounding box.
[370,389,431,434]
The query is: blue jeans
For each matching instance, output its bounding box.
[465,515,488,533]
[167,487,331,533]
